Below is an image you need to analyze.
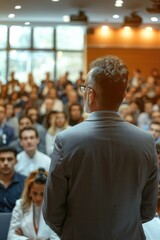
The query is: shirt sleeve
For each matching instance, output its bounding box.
[7,200,28,240]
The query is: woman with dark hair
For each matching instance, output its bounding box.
[7,168,59,240]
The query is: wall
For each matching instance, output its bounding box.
[86,27,160,78]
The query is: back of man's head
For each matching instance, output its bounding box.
[89,55,128,109]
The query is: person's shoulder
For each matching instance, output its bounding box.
[16,151,26,160]
[58,121,86,137]
[126,122,154,141]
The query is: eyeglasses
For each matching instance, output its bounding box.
[79,84,93,94]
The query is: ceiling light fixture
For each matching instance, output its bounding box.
[115,0,123,6]
[51,0,59,1]
[151,17,158,22]
[113,14,120,19]
[24,22,30,25]
[8,14,15,18]
[15,5,21,9]
[63,15,70,22]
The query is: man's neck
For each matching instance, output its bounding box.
[0,172,14,188]
[26,149,37,158]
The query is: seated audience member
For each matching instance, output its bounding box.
[9,115,34,153]
[149,121,160,143]
[143,214,160,240]
[68,103,84,126]
[118,103,131,119]
[15,127,51,176]
[26,107,46,153]
[46,111,70,156]
[123,113,137,125]
[7,168,59,240]
[24,72,37,93]
[150,110,160,123]
[64,89,80,113]
[137,101,153,130]
[0,105,15,147]
[0,147,26,212]
[9,115,45,153]
[25,87,42,110]
[40,96,63,115]
[39,71,55,98]
[4,103,19,137]
[7,71,20,95]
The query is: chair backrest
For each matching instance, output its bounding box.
[0,212,12,240]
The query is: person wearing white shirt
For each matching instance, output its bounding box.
[15,127,51,176]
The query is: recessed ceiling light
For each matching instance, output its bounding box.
[116,0,123,3]
[8,14,15,18]
[151,17,158,22]
[24,22,30,25]
[115,3,123,7]
[113,14,120,19]
[115,0,123,7]
[51,0,59,1]
[63,15,70,22]
[15,5,21,9]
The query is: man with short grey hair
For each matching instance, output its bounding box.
[43,55,158,240]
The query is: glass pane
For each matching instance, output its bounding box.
[56,26,84,50]
[32,51,55,85]
[33,27,54,49]
[0,51,7,83]
[8,51,54,85]
[0,25,7,48]
[56,51,84,82]
[8,50,31,82]
[9,26,31,48]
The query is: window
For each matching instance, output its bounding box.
[32,51,55,84]
[33,27,54,49]
[56,51,84,82]
[56,25,84,50]
[0,26,7,49]
[0,51,7,83]
[9,26,31,48]
[1,25,85,84]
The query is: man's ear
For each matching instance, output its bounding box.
[88,89,95,105]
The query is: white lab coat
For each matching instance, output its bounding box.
[7,199,60,240]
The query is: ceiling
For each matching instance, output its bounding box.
[0,0,159,27]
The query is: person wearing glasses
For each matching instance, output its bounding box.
[43,55,158,240]
[7,168,59,240]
